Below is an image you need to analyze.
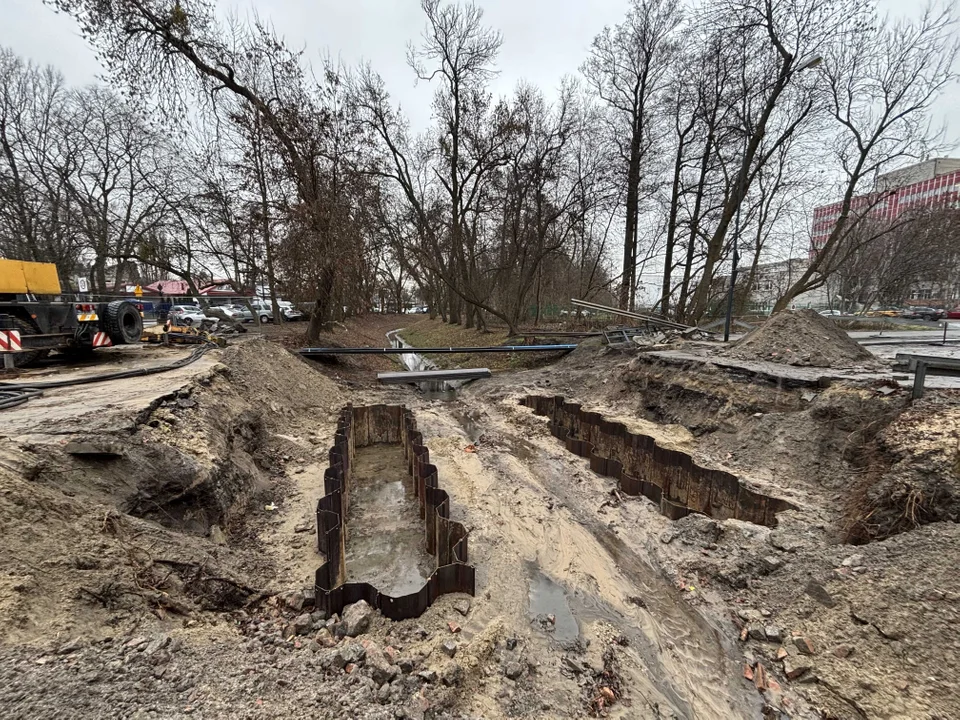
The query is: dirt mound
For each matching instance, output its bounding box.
[724,309,878,367]
[0,338,343,646]
[845,392,960,542]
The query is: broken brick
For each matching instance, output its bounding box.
[754,662,768,692]
[782,657,810,681]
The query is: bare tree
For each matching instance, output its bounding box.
[582,0,681,310]
[773,4,960,311]
[52,0,371,339]
[0,49,84,280]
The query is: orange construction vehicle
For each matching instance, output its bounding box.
[0,259,143,368]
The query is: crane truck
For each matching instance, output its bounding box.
[0,259,143,368]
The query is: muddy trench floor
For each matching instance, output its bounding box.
[343,444,435,596]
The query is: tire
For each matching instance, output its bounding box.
[1,314,48,368]
[102,300,143,345]
[181,317,193,326]
[259,314,270,324]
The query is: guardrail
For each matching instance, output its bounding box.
[893,353,960,399]
[315,404,475,620]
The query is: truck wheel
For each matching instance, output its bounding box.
[260,314,270,324]
[103,300,143,345]
[1,314,48,368]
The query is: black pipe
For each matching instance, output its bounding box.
[299,344,577,356]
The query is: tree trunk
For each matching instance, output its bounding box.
[447,289,460,325]
[465,303,475,329]
[620,129,642,310]
[306,264,336,343]
[660,137,685,317]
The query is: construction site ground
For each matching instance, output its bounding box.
[0,313,957,720]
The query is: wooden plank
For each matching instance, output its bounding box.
[894,353,960,372]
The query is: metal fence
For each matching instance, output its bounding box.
[315,404,475,621]
[521,395,796,527]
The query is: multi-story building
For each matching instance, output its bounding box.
[745,258,829,314]
[811,158,960,252]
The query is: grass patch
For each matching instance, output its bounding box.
[833,319,931,332]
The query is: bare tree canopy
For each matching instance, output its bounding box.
[0,0,949,335]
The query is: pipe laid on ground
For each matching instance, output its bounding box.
[300,344,577,356]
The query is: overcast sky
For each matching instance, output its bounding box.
[3,0,958,145]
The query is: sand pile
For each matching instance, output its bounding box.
[724,309,877,368]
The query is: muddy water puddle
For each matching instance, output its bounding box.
[344,444,434,596]
[526,561,579,645]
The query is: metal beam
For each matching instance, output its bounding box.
[893,353,960,372]
[300,344,577,356]
[570,298,695,332]
[377,368,492,384]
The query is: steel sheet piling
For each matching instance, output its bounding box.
[521,395,795,527]
[314,405,475,621]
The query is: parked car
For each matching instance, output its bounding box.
[168,305,216,327]
[818,309,844,316]
[947,307,960,320]
[220,304,254,322]
[249,302,272,323]
[278,301,303,321]
[249,300,303,322]
[903,307,946,321]
[865,307,903,318]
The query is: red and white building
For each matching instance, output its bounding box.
[811,158,960,252]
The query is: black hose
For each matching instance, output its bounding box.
[0,388,43,410]
[0,344,214,410]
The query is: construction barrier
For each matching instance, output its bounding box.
[521,395,796,527]
[0,330,22,353]
[315,404,475,620]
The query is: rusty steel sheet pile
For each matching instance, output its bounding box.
[315,404,475,620]
[521,395,796,527]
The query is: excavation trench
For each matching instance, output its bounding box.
[462,405,761,717]
[522,395,796,526]
[344,444,435,596]
[314,404,475,620]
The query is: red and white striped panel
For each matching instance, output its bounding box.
[0,330,22,353]
[92,332,113,348]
